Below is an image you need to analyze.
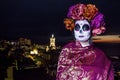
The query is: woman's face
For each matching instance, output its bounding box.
[74,20,91,42]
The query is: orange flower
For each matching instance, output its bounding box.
[83,4,98,21]
[64,18,75,31]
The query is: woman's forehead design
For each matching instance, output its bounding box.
[75,20,90,26]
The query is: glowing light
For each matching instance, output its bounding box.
[30,49,38,55]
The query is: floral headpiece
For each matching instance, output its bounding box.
[64,3,106,36]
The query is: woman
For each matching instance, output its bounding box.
[56,3,114,80]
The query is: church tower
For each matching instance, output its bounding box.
[50,34,56,50]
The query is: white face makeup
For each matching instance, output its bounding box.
[74,20,91,42]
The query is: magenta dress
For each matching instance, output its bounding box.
[56,40,114,80]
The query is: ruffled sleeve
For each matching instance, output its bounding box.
[56,47,75,80]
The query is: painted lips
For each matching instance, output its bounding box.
[79,36,84,37]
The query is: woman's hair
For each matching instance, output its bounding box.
[64,3,106,36]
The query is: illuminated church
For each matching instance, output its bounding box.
[46,34,56,52]
[49,34,56,50]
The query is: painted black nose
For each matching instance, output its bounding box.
[79,30,82,33]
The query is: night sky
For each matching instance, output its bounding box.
[0,0,120,43]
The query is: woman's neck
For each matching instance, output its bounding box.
[76,39,92,47]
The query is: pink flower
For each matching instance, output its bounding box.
[67,4,85,20]
[92,26,106,36]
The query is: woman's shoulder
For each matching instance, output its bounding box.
[62,41,75,49]
[93,46,104,54]
[93,46,109,59]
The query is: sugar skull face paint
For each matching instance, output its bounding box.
[74,20,91,42]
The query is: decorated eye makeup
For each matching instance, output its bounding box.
[74,24,80,31]
[82,24,90,31]
[75,24,90,31]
